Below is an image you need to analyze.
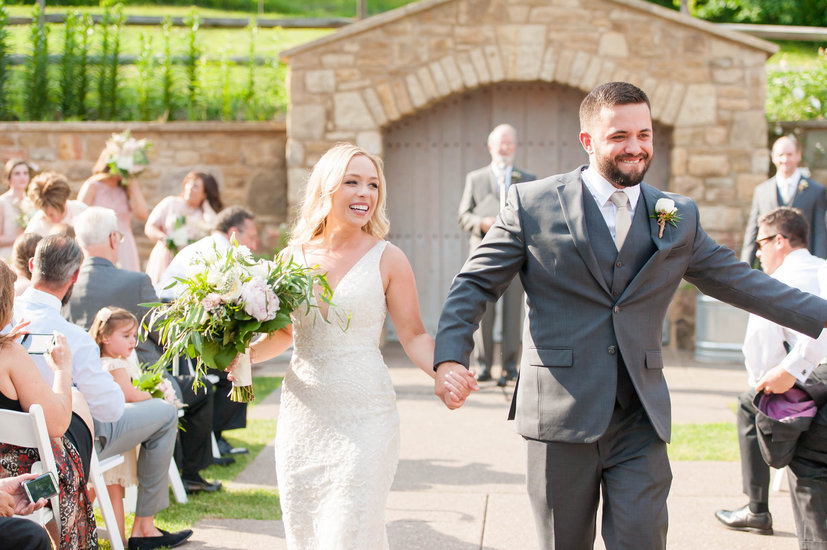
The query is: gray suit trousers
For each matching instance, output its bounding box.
[525,400,671,550]
[736,389,770,504]
[94,399,178,517]
[473,277,523,373]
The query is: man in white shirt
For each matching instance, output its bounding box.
[741,136,827,267]
[717,207,827,536]
[156,205,259,301]
[156,205,259,456]
[14,235,192,549]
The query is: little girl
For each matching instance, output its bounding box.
[89,306,181,545]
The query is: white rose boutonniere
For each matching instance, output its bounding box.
[651,198,681,238]
[511,170,521,182]
[798,180,809,193]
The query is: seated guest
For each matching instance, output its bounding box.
[157,206,260,456]
[10,233,42,296]
[0,260,97,549]
[14,235,192,550]
[24,173,87,236]
[144,171,223,285]
[0,473,55,550]
[66,206,226,494]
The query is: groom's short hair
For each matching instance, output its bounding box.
[579,82,650,130]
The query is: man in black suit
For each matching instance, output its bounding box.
[741,135,827,267]
[65,206,225,494]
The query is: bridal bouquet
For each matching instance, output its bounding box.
[143,241,331,402]
[104,130,151,188]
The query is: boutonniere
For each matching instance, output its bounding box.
[511,171,521,182]
[799,180,808,193]
[651,198,681,238]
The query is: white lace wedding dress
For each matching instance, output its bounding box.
[276,240,400,549]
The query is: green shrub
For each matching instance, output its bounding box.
[0,1,10,120]
[766,49,827,122]
[26,4,51,120]
[647,0,827,27]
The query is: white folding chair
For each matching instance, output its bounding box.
[89,448,125,550]
[0,404,61,532]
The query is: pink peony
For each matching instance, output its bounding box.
[240,277,279,322]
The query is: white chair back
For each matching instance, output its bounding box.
[0,404,61,532]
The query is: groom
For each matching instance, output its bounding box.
[433,81,827,549]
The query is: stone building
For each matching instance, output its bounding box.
[281,0,777,341]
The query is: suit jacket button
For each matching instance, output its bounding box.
[616,261,622,267]
[608,346,617,355]
[613,306,620,313]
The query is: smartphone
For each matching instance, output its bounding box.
[21,333,54,355]
[22,472,58,503]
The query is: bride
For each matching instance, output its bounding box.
[239,143,478,548]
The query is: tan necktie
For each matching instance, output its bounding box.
[779,177,792,204]
[610,191,631,250]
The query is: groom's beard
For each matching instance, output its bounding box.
[597,151,651,188]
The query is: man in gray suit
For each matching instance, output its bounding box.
[741,135,827,267]
[433,82,827,550]
[458,124,535,385]
[65,206,225,495]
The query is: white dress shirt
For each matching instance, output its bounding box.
[156,232,231,300]
[581,167,641,240]
[742,248,827,386]
[776,169,802,204]
[14,287,125,422]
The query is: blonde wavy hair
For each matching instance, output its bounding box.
[289,143,389,245]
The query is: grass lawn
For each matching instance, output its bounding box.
[96,375,282,549]
[668,422,740,462]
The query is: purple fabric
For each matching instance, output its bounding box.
[758,388,818,422]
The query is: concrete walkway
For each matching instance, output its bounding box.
[184,346,800,550]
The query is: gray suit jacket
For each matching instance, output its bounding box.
[434,166,827,444]
[63,256,164,366]
[741,175,827,265]
[458,165,536,249]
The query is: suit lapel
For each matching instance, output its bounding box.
[619,184,676,299]
[558,173,611,296]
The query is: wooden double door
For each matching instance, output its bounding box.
[382,82,671,339]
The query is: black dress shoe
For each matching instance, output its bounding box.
[714,504,773,535]
[475,370,492,382]
[182,475,222,494]
[213,456,235,466]
[216,436,248,455]
[128,528,193,549]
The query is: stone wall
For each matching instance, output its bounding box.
[0,121,288,265]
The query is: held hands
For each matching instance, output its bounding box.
[434,362,479,410]
[755,366,797,395]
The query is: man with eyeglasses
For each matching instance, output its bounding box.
[716,206,827,537]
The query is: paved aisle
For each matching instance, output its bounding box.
[186,347,798,550]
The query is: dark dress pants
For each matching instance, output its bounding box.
[473,277,523,375]
[736,388,770,504]
[173,374,215,475]
[208,368,247,436]
[525,396,671,550]
[0,517,51,550]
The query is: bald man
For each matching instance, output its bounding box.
[741,135,827,267]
